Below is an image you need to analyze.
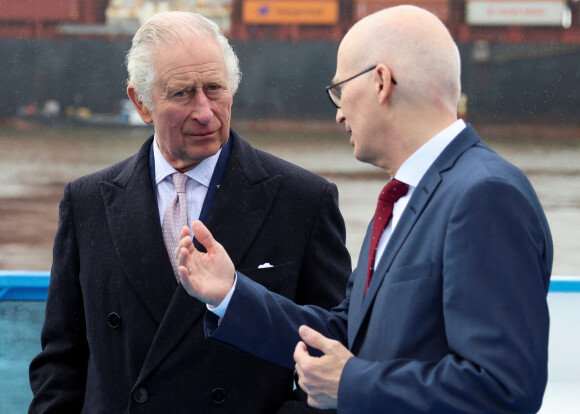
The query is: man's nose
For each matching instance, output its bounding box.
[190,91,213,125]
[335,108,345,124]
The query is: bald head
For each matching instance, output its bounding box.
[342,5,461,115]
[332,6,462,173]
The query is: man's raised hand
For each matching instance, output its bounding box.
[176,220,235,307]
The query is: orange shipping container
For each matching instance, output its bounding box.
[242,0,339,25]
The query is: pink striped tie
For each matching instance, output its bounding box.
[162,172,189,280]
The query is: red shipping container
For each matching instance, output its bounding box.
[0,0,81,22]
[355,0,450,23]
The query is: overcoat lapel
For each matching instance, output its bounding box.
[204,134,282,266]
[136,132,282,381]
[100,138,178,325]
[349,126,482,344]
[100,137,208,385]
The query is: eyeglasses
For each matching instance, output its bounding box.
[325,65,397,109]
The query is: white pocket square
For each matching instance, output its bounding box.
[258,263,274,269]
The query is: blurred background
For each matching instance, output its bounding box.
[1,0,580,125]
[1,0,579,270]
[1,0,579,412]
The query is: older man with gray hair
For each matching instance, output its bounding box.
[29,11,351,413]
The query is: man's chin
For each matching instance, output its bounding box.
[353,149,374,166]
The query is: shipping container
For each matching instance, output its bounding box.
[0,0,109,38]
[229,0,352,41]
[1,0,579,42]
[355,0,450,23]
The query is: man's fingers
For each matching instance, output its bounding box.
[177,247,190,279]
[294,340,308,364]
[177,265,188,280]
[295,340,308,353]
[178,247,203,299]
[175,227,194,258]
[191,220,219,253]
[298,325,332,354]
[293,341,309,392]
[179,225,190,241]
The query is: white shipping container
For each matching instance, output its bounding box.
[466,1,571,27]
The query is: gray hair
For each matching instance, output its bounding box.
[126,11,241,110]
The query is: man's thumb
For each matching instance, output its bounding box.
[298,325,329,354]
[192,220,216,251]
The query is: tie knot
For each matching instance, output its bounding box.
[379,178,409,203]
[172,172,188,193]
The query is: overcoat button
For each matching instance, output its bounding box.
[107,312,121,328]
[211,388,226,404]
[133,387,148,403]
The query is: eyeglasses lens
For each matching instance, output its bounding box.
[329,87,341,108]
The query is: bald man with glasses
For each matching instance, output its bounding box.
[176,6,552,414]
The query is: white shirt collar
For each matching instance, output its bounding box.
[152,135,221,188]
[395,119,466,187]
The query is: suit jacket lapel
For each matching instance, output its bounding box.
[350,126,482,344]
[347,222,373,348]
[100,137,177,325]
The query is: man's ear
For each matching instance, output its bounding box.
[127,86,153,124]
[375,64,395,105]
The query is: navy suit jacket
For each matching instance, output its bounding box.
[29,129,351,413]
[206,125,553,414]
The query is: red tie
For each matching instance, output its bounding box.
[366,179,409,294]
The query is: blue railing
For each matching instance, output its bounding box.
[0,271,50,301]
[547,276,580,292]
[1,271,579,413]
[0,271,579,300]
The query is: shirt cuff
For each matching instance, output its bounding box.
[207,272,237,318]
